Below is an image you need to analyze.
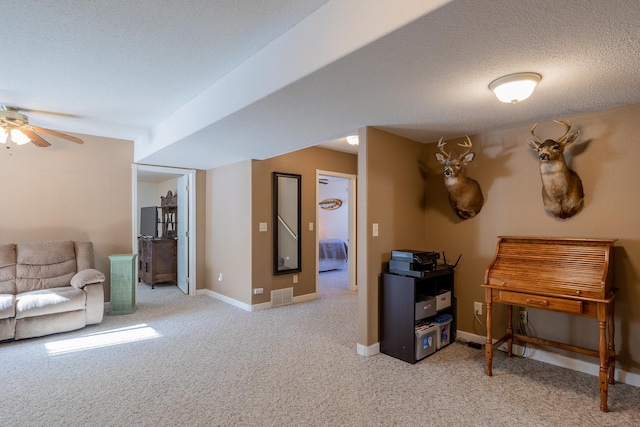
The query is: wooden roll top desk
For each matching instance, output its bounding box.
[482,236,617,412]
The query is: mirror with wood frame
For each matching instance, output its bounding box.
[273,172,301,275]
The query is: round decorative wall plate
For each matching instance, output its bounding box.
[319,198,343,210]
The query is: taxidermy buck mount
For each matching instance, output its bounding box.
[435,136,484,220]
[528,119,584,219]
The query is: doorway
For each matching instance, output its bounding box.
[132,164,197,296]
[316,170,356,294]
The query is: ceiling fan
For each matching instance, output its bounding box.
[0,105,84,147]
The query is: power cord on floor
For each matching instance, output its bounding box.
[516,310,537,358]
[453,311,488,350]
[456,310,537,355]
[463,310,537,356]
[474,311,487,334]
[454,337,484,349]
[491,313,531,358]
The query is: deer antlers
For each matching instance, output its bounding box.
[437,137,451,159]
[457,135,473,157]
[437,135,473,159]
[530,119,577,146]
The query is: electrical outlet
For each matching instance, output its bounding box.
[293,275,298,284]
[253,288,263,295]
[519,310,528,324]
[474,301,483,316]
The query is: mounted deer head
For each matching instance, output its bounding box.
[435,136,484,219]
[528,119,584,219]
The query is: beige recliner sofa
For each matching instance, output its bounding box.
[0,240,105,341]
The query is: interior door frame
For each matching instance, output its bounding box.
[315,170,357,293]
[176,175,189,294]
[132,164,197,296]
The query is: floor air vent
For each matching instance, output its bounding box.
[271,288,293,307]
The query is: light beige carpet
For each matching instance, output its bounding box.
[1,274,639,426]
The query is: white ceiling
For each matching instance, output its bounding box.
[3,0,639,169]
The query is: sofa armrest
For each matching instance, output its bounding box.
[71,269,106,289]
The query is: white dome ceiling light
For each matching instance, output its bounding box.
[489,72,542,104]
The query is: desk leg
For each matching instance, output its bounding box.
[597,302,609,412]
[608,301,616,386]
[485,288,493,376]
[506,304,513,357]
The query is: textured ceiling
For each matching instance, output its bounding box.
[2,0,639,169]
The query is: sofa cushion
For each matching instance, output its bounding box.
[0,294,15,319]
[15,287,86,319]
[16,241,77,293]
[15,310,85,341]
[0,243,16,294]
[0,317,15,341]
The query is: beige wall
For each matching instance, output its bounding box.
[251,147,357,304]
[358,127,429,346]
[0,134,134,299]
[137,182,159,210]
[360,104,640,373]
[417,103,640,373]
[206,160,253,303]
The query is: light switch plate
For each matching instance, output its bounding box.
[259,222,267,232]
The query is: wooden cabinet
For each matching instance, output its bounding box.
[138,237,177,288]
[380,269,456,364]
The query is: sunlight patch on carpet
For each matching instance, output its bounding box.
[45,324,162,355]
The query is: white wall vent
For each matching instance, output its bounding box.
[271,287,293,308]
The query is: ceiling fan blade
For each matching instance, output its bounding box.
[31,125,84,144]
[16,107,81,119]
[21,129,51,147]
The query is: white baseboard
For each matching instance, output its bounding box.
[357,342,380,357]
[457,330,640,388]
[293,292,316,304]
[198,289,318,312]
[197,288,253,312]
[456,330,485,345]
[251,301,272,311]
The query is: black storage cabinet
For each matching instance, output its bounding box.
[380,269,456,364]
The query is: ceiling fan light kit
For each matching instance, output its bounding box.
[489,72,541,104]
[0,128,31,145]
[0,105,84,147]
